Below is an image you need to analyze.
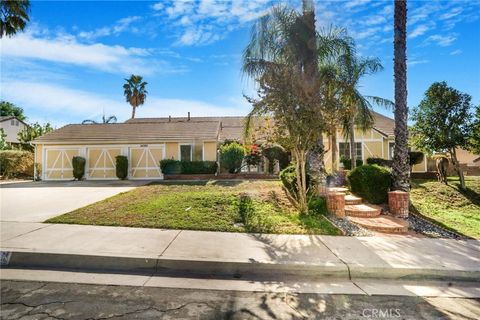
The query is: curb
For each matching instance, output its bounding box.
[2,250,479,283]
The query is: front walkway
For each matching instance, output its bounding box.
[1,222,479,282]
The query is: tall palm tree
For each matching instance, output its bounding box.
[336,53,393,169]
[392,0,409,191]
[0,0,30,38]
[123,75,147,119]
[82,114,117,124]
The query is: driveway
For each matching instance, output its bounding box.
[0,180,147,223]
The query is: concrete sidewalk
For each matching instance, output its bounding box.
[1,222,479,281]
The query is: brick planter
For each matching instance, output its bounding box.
[326,192,345,218]
[388,190,409,218]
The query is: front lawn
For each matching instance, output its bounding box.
[410,176,480,239]
[46,180,341,235]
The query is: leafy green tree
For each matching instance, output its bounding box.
[17,122,53,152]
[219,141,245,174]
[469,105,480,154]
[411,82,473,190]
[0,128,10,150]
[392,0,410,192]
[0,101,26,120]
[0,0,30,38]
[123,75,147,119]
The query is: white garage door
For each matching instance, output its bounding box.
[44,148,81,180]
[129,146,164,179]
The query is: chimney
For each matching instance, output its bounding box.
[169,115,171,122]
[187,112,190,121]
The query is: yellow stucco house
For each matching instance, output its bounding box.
[33,112,431,180]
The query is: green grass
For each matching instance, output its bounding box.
[410,176,480,239]
[47,180,341,235]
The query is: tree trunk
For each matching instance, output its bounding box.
[349,118,356,169]
[451,148,466,190]
[392,0,410,192]
[331,128,338,172]
[131,106,136,119]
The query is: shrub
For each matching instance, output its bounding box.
[279,164,311,196]
[409,151,424,166]
[308,197,327,215]
[180,161,217,174]
[219,142,245,173]
[160,159,217,174]
[72,156,86,180]
[0,150,33,178]
[160,159,181,174]
[115,155,128,180]
[347,164,392,204]
[366,157,393,167]
[340,156,364,170]
[237,194,274,233]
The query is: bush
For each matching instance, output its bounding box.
[0,150,34,178]
[160,159,181,174]
[308,197,327,215]
[115,155,128,180]
[366,157,393,167]
[72,156,86,180]
[340,156,363,170]
[347,164,392,204]
[180,161,218,174]
[279,164,311,196]
[219,142,245,173]
[409,151,424,166]
[160,159,217,174]
[237,194,274,233]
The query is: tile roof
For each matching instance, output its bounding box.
[33,121,221,144]
[371,112,395,137]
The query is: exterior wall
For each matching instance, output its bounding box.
[0,119,27,143]
[36,140,219,180]
[203,142,217,161]
[455,148,480,167]
[165,142,178,160]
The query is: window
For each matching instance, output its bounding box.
[339,142,362,159]
[389,142,395,160]
[16,120,19,126]
[10,119,14,125]
[180,144,192,161]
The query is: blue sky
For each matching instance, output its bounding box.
[1,0,479,127]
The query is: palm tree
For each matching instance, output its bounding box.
[0,0,30,38]
[82,114,117,124]
[392,0,409,191]
[336,52,393,169]
[123,75,147,119]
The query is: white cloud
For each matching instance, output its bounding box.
[1,31,157,75]
[344,0,371,10]
[78,16,141,40]
[439,7,463,20]
[424,34,457,47]
[450,49,462,56]
[1,81,250,127]
[407,58,429,67]
[409,24,432,39]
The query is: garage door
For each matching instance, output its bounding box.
[44,148,80,180]
[130,146,164,179]
[87,147,122,179]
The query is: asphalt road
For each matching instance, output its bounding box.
[1,280,479,319]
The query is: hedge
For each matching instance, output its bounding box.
[160,159,217,174]
[340,156,363,170]
[366,157,393,167]
[0,150,34,178]
[347,164,392,204]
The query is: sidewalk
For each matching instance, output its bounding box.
[1,222,479,282]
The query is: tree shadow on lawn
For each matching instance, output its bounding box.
[447,183,480,206]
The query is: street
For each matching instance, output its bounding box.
[1,280,479,319]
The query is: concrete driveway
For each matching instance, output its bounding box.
[0,180,147,223]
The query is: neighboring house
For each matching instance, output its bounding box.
[33,116,247,180]
[323,112,428,173]
[0,116,28,146]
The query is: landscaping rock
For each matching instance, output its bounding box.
[408,214,467,239]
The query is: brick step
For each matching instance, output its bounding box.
[344,194,362,205]
[345,204,381,217]
[348,216,409,234]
